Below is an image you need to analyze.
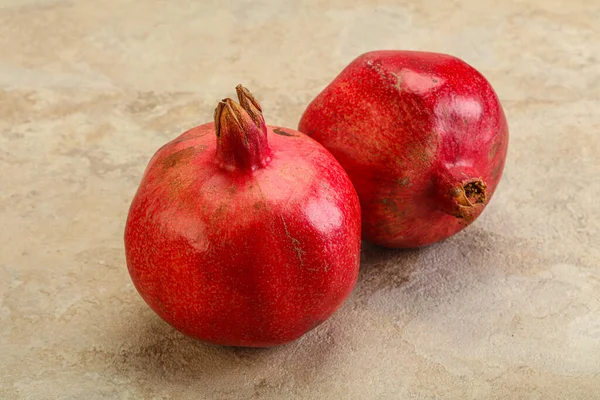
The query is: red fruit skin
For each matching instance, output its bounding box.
[124,124,361,347]
[298,51,509,248]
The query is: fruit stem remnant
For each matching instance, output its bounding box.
[215,85,272,172]
[434,166,487,220]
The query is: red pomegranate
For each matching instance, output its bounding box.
[299,51,509,248]
[124,86,361,347]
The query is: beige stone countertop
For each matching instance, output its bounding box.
[1,0,599,399]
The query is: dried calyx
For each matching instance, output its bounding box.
[434,165,488,220]
[451,178,487,220]
[215,85,272,172]
[453,179,487,208]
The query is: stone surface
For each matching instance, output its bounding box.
[1,0,599,399]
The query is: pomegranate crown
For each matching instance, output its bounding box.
[214,85,272,172]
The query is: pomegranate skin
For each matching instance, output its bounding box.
[299,51,509,248]
[124,88,361,347]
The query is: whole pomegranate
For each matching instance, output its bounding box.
[125,86,361,347]
[299,51,509,248]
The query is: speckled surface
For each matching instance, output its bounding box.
[1,1,599,399]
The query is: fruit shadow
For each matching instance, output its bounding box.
[354,240,423,297]
[112,300,344,394]
[353,227,519,308]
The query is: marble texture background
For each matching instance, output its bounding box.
[1,0,599,399]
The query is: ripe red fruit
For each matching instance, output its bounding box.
[124,86,361,347]
[299,51,509,248]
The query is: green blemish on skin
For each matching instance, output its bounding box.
[492,162,503,180]
[489,141,501,161]
[161,147,196,170]
[252,200,269,213]
[273,128,296,137]
[381,197,405,218]
[397,177,411,187]
[167,176,184,197]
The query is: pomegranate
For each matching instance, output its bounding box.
[299,51,509,248]
[124,86,361,347]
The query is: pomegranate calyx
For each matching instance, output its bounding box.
[450,178,487,220]
[215,86,272,172]
[434,166,487,220]
[236,84,266,133]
